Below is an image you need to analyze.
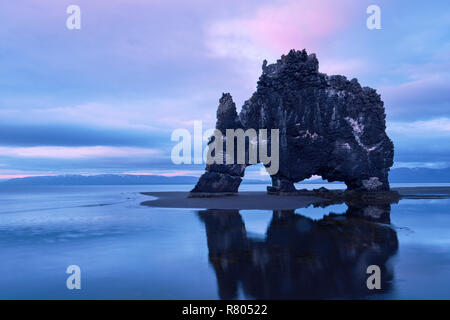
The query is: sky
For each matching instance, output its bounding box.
[0,0,449,180]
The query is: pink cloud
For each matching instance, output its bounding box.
[0,169,58,180]
[247,0,353,53]
[0,174,57,180]
[207,0,358,62]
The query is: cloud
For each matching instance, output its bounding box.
[203,0,367,95]
[206,0,357,63]
[379,48,450,120]
[0,95,219,146]
[381,75,450,120]
[0,146,161,159]
[0,173,58,180]
[388,118,450,164]
[388,118,450,137]
[0,121,167,147]
[0,0,449,176]
[393,162,450,169]
[0,0,241,107]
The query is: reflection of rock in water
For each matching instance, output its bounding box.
[198,205,398,299]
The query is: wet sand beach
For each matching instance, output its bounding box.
[141,187,450,210]
[141,191,320,210]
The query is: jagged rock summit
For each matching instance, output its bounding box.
[192,49,394,194]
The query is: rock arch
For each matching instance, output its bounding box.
[191,50,394,194]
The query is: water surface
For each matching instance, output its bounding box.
[0,184,449,299]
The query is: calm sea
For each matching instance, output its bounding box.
[0,184,449,299]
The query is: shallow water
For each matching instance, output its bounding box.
[0,184,449,299]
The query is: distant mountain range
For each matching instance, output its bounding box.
[1,167,449,185]
[0,174,266,186]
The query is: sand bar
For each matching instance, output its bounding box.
[141,187,450,210]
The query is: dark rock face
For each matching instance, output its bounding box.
[191,93,246,193]
[192,49,394,193]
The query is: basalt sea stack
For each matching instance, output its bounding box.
[192,49,394,194]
